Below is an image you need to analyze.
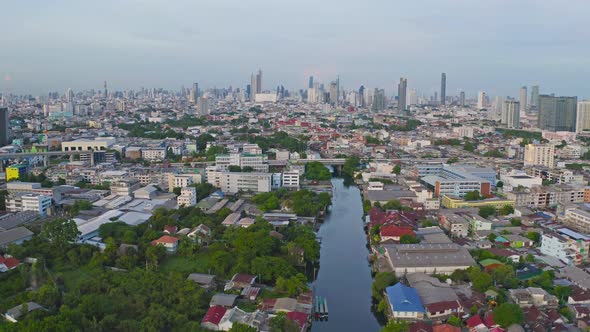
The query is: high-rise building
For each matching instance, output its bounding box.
[256,69,262,95]
[66,88,74,103]
[397,77,407,111]
[502,101,520,129]
[519,86,528,113]
[308,76,314,89]
[440,73,446,105]
[359,85,365,108]
[371,88,385,112]
[408,88,418,106]
[0,108,9,147]
[103,81,108,98]
[459,91,466,107]
[538,95,578,132]
[196,97,210,114]
[576,101,590,133]
[477,91,487,109]
[190,83,199,103]
[531,85,540,108]
[250,73,257,100]
[524,144,555,168]
[329,81,338,105]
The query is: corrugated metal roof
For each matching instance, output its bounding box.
[386,283,425,313]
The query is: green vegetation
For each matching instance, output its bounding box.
[399,234,420,244]
[365,136,381,145]
[478,206,496,218]
[252,189,331,217]
[239,131,307,153]
[565,163,590,170]
[434,139,462,146]
[269,312,300,332]
[372,272,397,316]
[382,199,412,212]
[66,200,94,217]
[464,190,484,201]
[447,156,459,164]
[484,149,505,158]
[342,156,361,178]
[304,161,331,181]
[499,205,515,216]
[464,140,476,152]
[381,320,409,332]
[18,172,55,188]
[493,303,524,327]
[390,118,421,131]
[497,128,543,141]
[392,164,401,175]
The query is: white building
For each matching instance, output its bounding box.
[178,187,197,207]
[141,148,167,161]
[61,137,115,152]
[524,144,555,168]
[477,91,487,109]
[254,93,277,103]
[281,170,300,189]
[6,193,52,216]
[576,101,590,133]
[540,229,590,265]
[206,169,271,194]
[564,208,590,234]
[215,153,268,172]
[502,100,521,129]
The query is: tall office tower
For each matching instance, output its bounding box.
[103,81,108,98]
[434,92,438,105]
[538,95,578,132]
[329,81,338,105]
[459,91,466,107]
[502,101,521,129]
[524,143,555,168]
[0,108,9,146]
[477,91,487,109]
[196,97,210,114]
[336,76,340,105]
[308,76,314,89]
[256,69,262,95]
[576,101,590,133]
[493,96,505,119]
[440,73,446,105]
[519,86,528,113]
[371,88,385,112]
[397,77,407,111]
[359,85,365,108]
[250,73,257,100]
[66,88,74,103]
[190,83,199,103]
[408,88,418,106]
[531,85,540,109]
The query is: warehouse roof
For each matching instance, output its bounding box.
[383,243,476,268]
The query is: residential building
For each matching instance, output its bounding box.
[281,170,300,189]
[215,153,268,173]
[519,86,528,113]
[538,95,578,132]
[0,107,9,146]
[110,178,141,196]
[6,193,52,216]
[6,164,28,181]
[178,187,197,207]
[439,212,470,237]
[564,207,590,234]
[506,185,586,208]
[523,144,555,168]
[508,287,558,308]
[206,169,272,194]
[526,167,585,185]
[150,235,179,253]
[0,227,34,248]
[440,73,446,105]
[398,77,407,111]
[141,148,166,161]
[477,91,486,109]
[540,228,590,265]
[577,101,590,133]
[501,100,520,129]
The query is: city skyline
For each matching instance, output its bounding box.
[1,0,590,98]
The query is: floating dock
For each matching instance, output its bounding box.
[314,296,329,321]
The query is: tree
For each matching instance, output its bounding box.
[554,285,572,302]
[304,162,331,181]
[448,315,462,327]
[42,218,81,247]
[499,205,515,216]
[464,141,476,152]
[496,181,504,188]
[400,234,420,244]
[342,156,360,178]
[393,164,401,175]
[276,273,308,297]
[478,206,496,218]
[229,323,257,332]
[487,233,497,242]
[269,312,300,332]
[493,303,524,327]
[382,320,409,332]
[447,156,459,164]
[464,191,483,201]
[372,272,397,299]
[526,231,541,244]
[172,187,182,196]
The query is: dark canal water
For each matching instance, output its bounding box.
[311,178,381,332]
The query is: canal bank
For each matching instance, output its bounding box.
[312,178,381,332]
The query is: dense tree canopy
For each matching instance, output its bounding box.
[303,162,331,181]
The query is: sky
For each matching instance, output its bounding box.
[1,0,589,98]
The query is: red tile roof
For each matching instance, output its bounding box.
[425,300,461,314]
[163,225,178,234]
[380,225,415,238]
[202,305,226,325]
[287,312,308,329]
[432,324,461,332]
[0,256,20,269]
[232,273,256,284]
[410,321,433,332]
[151,235,179,245]
[484,313,496,327]
[467,315,484,328]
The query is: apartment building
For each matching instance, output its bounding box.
[177,187,197,207]
[506,185,588,208]
[206,169,271,194]
[281,170,300,189]
[564,207,590,234]
[526,167,585,185]
[540,228,590,265]
[215,153,269,172]
[110,178,141,196]
[141,148,167,161]
[6,193,52,216]
[523,144,555,168]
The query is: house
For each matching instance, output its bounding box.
[487,248,521,263]
[222,213,241,227]
[150,235,179,253]
[241,287,261,301]
[187,273,216,290]
[224,274,256,291]
[432,324,461,332]
[0,255,20,273]
[466,315,487,332]
[210,294,239,308]
[410,321,433,332]
[568,286,590,304]
[217,307,266,331]
[163,225,178,235]
[286,311,309,332]
[3,302,43,323]
[385,283,425,320]
[479,259,504,273]
[188,224,211,245]
[508,287,558,308]
[380,225,416,242]
[201,305,227,331]
[406,273,463,319]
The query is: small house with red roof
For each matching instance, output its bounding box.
[224,273,256,291]
[286,312,309,332]
[432,324,461,332]
[201,305,227,331]
[163,225,178,235]
[380,225,415,242]
[466,315,486,332]
[0,255,20,273]
[150,235,179,253]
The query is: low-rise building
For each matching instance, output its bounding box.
[441,195,514,209]
[6,193,52,216]
[508,287,558,308]
[178,187,197,207]
[385,283,425,321]
[207,170,272,194]
[141,148,166,161]
[541,228,590,265]
[383,243,476,277]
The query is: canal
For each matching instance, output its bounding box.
[312,178,381,332]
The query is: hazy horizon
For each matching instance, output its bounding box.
[2,0,589,98]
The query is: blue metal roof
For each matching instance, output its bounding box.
[385,283,425,313]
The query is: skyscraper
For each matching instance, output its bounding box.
[477,91,487,109]
[576,101,590,133]
[440,73,446,105]
[502,101,521,129]
[256,69,262,95]
[538,95,578,132]
[408,88,418,106]
[519,86,528,113]
[358,85,365,108]
[66,88,74,103]
[329,81,338,105]
[190,83,199,103]
[531,85,540,108]
[459,91,466,107]
[371,88,385,112]
[250,73,257,101]
[308,76,314,89]
[397,77,407,111]
[0,108,9,147]
[103,81,108,98]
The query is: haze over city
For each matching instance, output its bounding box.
[2,0,590,97]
